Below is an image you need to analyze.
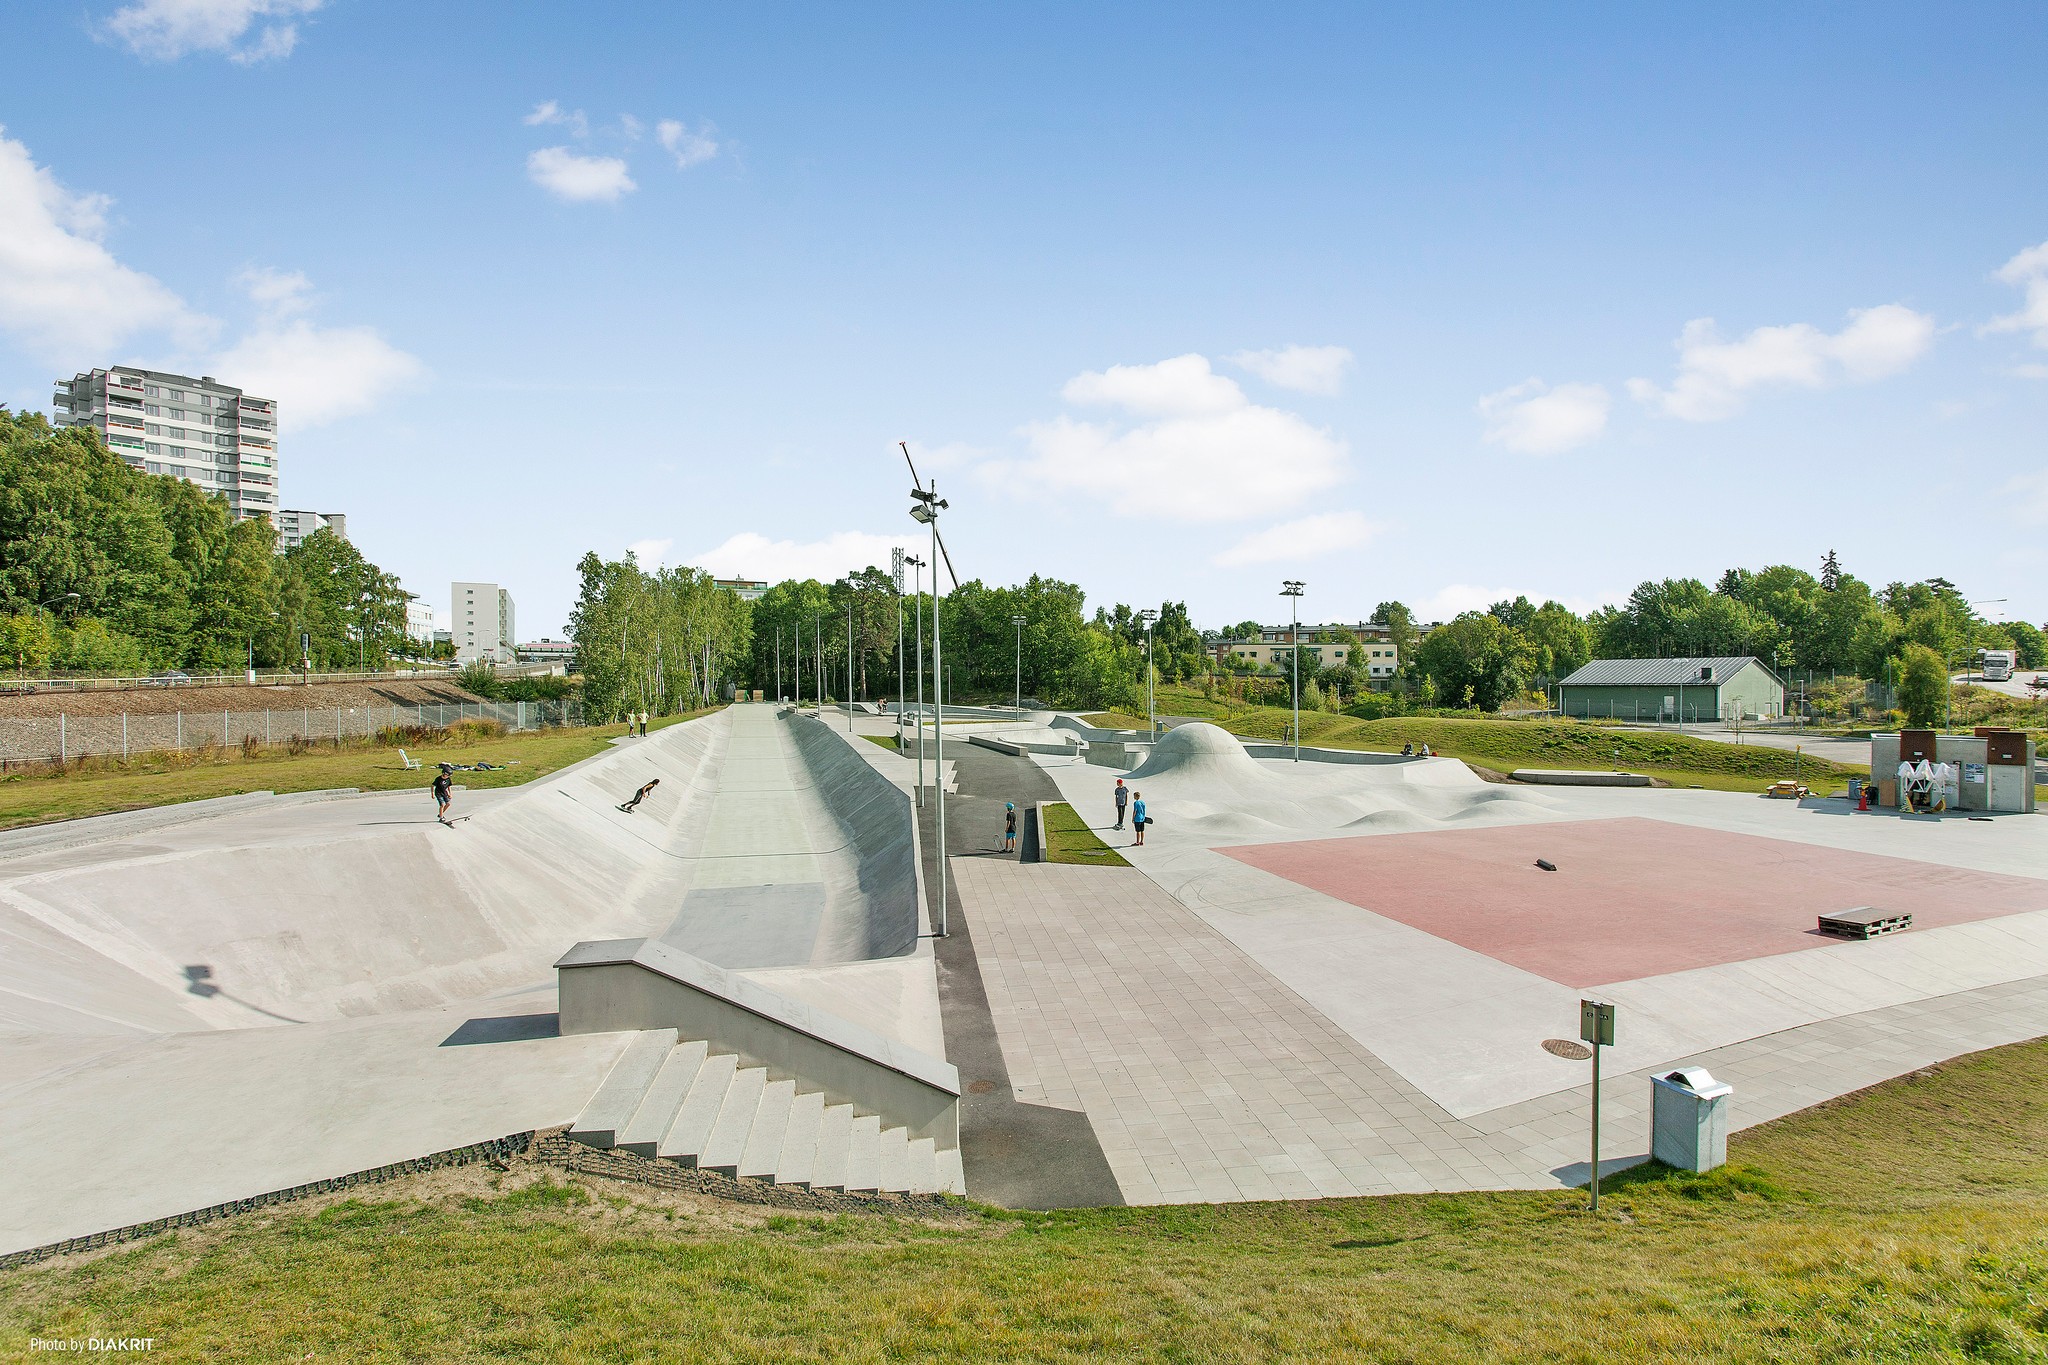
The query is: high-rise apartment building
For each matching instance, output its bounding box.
[452,582,517,664]
[405,599,436,644]
[274,509,348,551]
[52,367,279,522]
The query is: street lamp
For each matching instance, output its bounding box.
[1281,581,1305,761]
[846,600,855,731]
[910,485,949,937]
[1012,614,1027,711]
[1138,609,1158,738]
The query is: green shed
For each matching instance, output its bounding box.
[1555,656,1785,723]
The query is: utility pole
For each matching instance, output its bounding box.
[1012,613,1027,710]
[1139,608,1158,737]
[909,481,950,937]
[909,554,926,807]
[847,601,855,731]
[1282,581,1305,760]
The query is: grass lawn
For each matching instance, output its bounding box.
[0,708,723,832]
[1104,689,1865,794]
[861,734,901,751]
[1040,799,1131,867]
[5,1040,2046,1361]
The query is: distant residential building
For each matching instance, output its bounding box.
[432,629,452,646]
[518,638,576,666]
[453,582,517,663]
[1212,621,1418,680]
[405,599,436,643]
[275,509,348,551]
[1554,656,1785,723]
[51,366,279,521]
[714,578,770,601]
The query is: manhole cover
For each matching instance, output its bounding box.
[966,1080,996,1094]
[1542,1038,1593,1061]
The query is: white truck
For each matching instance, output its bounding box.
[1980,649,2016,682]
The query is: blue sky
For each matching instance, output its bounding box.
[4,1,2046,637]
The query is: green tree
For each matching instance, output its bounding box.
[1895,644,1947,728]
[1413,613,1526,712]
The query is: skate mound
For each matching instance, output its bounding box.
[1127,722,1267,780]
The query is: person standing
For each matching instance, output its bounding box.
[639,709,650,737]
[1113,778,1129,830]
[1131,791,1148,846]
[431,767,455,826]
[1003,802,1017,853]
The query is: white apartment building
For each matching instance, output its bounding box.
[453,582,517,664]
[405,599,436,644]
[275,509,348,551]
[53,367,279,521]
[1212,621,1426,681]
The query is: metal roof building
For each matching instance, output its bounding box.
[1555,656,1784,722]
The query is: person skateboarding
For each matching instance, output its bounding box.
[431,766,455,825]
[1131,790,1148,846]
[619,778,660,813]
[1003,802,1017,852]
[1113,778,1129,830]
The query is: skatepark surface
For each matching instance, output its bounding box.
[0,706,942,1255]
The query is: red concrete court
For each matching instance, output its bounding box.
[1220,817,2048,988]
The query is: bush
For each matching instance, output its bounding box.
[1895,645,1947,728]
[443,718,505,744]
[456,660,503,699]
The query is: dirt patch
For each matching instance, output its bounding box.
[0,678,484,719]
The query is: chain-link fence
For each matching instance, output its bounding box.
[0,700,583,765]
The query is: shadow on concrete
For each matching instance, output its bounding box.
[440,1012,561,1047]
[1549,1152,1651,1188]
[182,964,305,1024]
[923,740,1124,1210]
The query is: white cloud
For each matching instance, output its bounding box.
[2010,362,2048,381]
[526,147,635,203]
[235,264,313,315]
[2004,470,2048,526]
[1418,584,1618,621]
[657,119,719,170]
[1226,345,1354,396]
[1061,352,1244,416]
[1024,354,1348,521]
[686,531,907,585]
[1628,305,1935,421]
[902,439,985,473]
[1986,240,2048,348]
[100,0,322,63]
[1213,511,1376,567]
[523,100,590,139]
[619,114,645,141]
[0,129,214,361]
[210,315,424,431]
[627,537,674,570]
[1477,378,1611,455]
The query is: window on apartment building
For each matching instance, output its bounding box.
[145,462,162,475]
[167,390,185,401]
[143,385,159,397]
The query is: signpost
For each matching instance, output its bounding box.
[1580,998,1615,1210]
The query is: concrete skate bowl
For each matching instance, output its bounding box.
[1120,721,1556,841]
[0,705,921,1038]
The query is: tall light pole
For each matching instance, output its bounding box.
[1139,608,1158,737]
[1012,614,1027,711]
[1281,581,1305,761]
[893,547,906,738]
[911,484,949,937]
[776,624,783,702]
[846,600,855,731]
[908,554,926,806]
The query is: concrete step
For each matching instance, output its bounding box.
[875,1125,910,1194]
[699,1066,767,1176]
[658,1051,738,1163]
[810,1102,853,1191]
[615,1041,707,1156]
[903,1137,939,1195]
[935,1146,965,1195]
[738,1079,796,1180]
[569,1028,679,1148]
[843,1114,883,1193]
[774,1090,825,1188]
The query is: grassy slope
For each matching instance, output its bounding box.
[0,709,722,831]
[4,1040,2046,1361]
[1099,689,1864,794]
[1041,799,1132,867]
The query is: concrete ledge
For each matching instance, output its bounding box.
[968,733,1080,758]
[556,937,960,1146]
[1511,769,1654,786]
[0,788,366,860]
[1242,743,1412,766]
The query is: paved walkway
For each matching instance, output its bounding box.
[951,853,2048,1205]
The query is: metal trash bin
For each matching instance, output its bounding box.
[1847,777,1864,802]
[1650,1066,1732,1172]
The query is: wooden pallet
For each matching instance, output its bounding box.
[1817,906,1913,940]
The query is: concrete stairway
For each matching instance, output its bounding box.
[567,1030,964,1196]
